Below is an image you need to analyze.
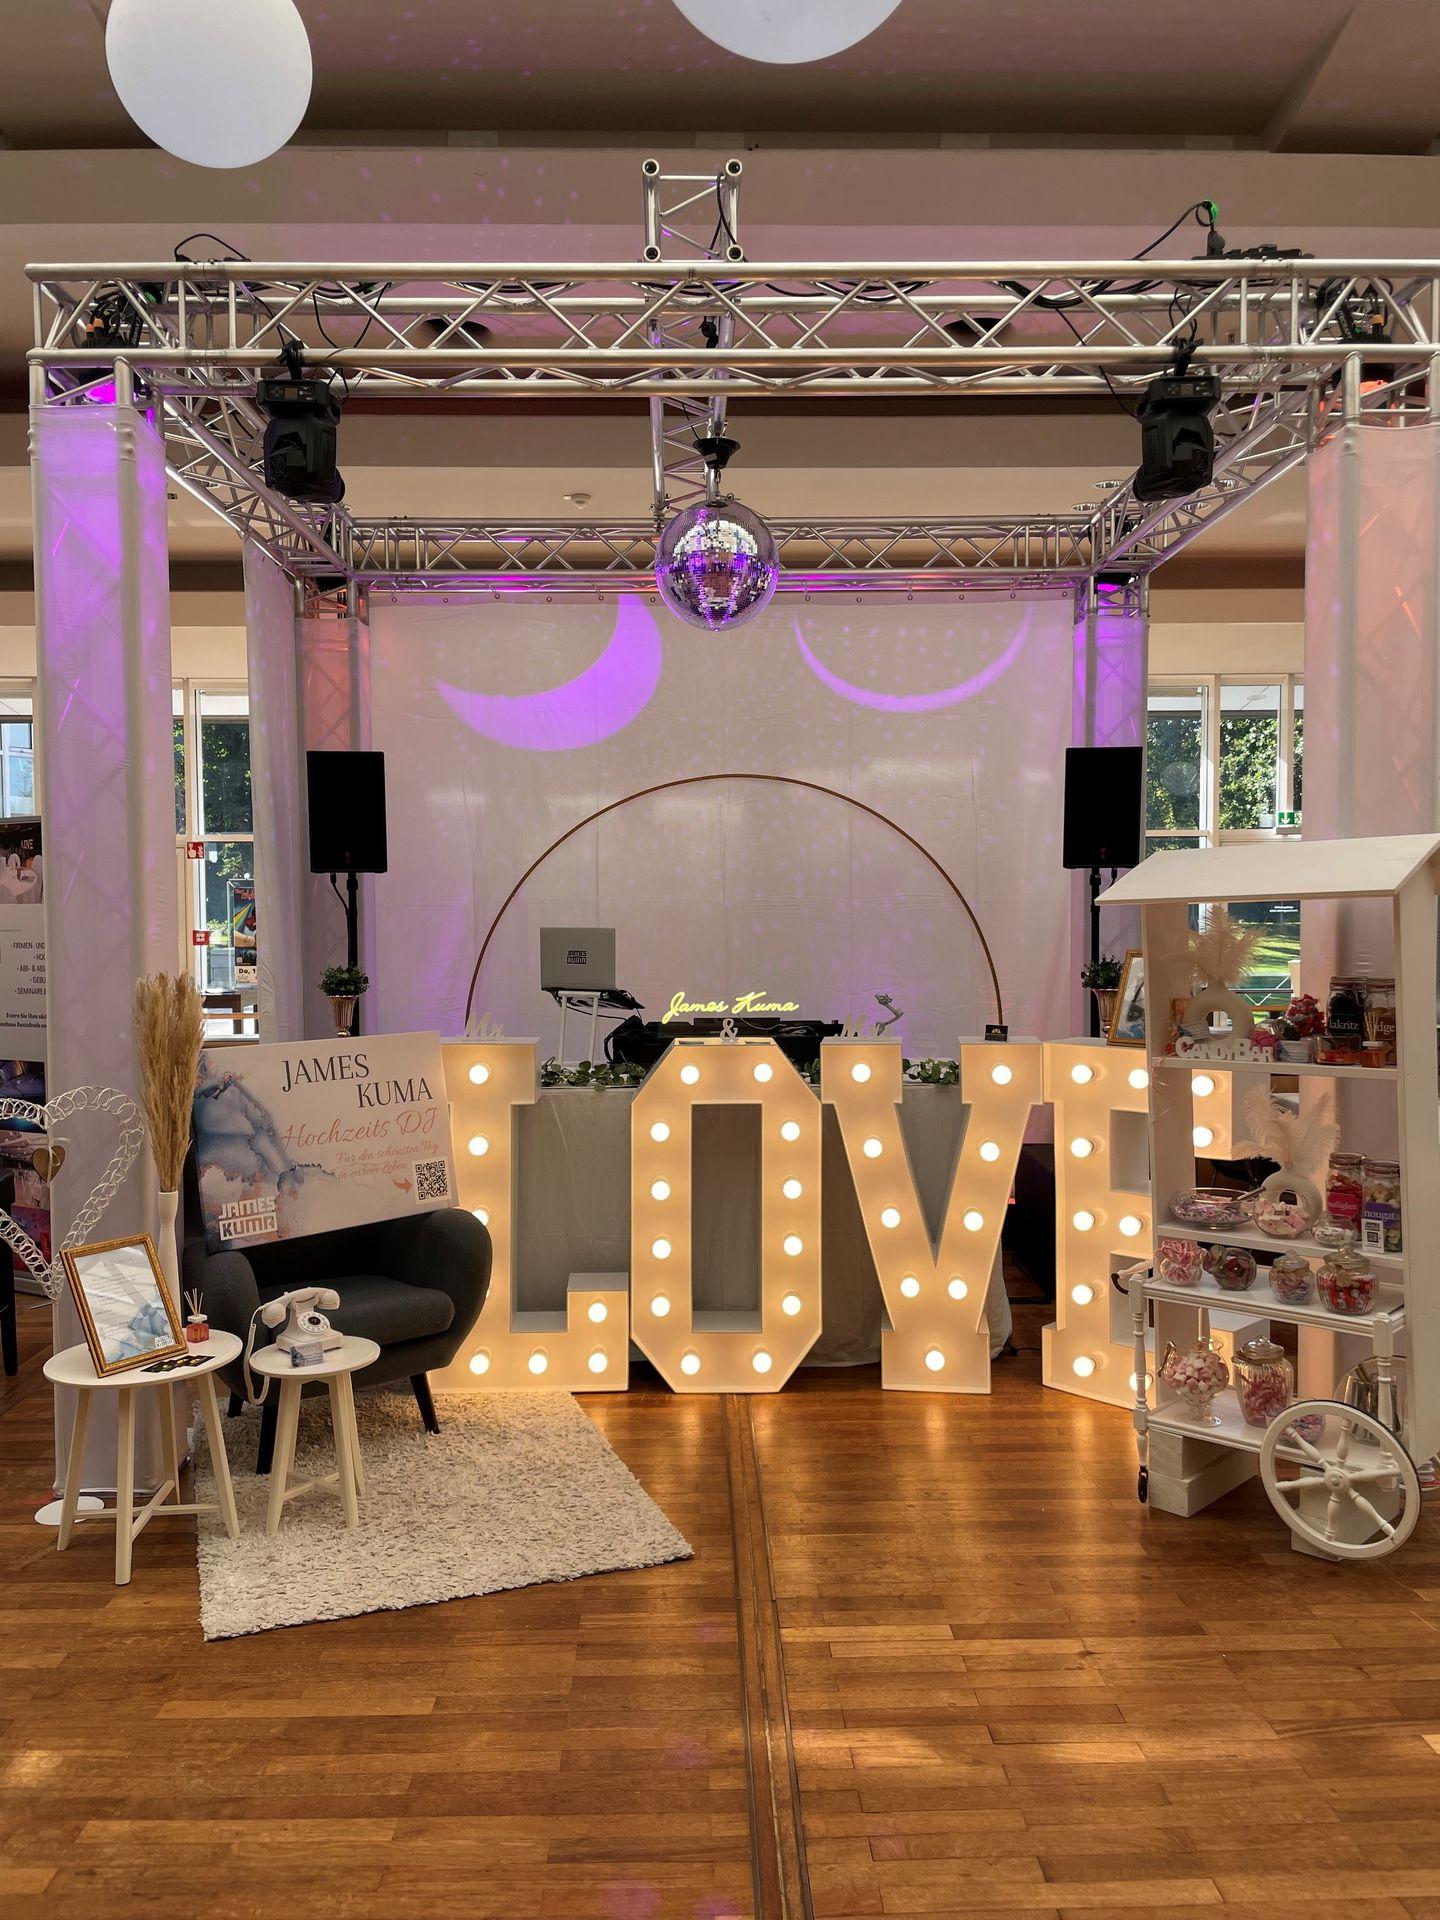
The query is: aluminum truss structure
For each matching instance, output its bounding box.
[28,253,1440,591]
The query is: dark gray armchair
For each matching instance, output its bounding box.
[181,1152,491,1471]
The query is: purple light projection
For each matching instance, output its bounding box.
[790,609,1031,711]
[436,594,662,750]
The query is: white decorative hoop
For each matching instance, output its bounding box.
[0,1086,146,1301]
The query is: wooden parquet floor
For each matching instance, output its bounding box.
[5,1297,1440,1919]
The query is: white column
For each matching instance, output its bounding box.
[30,399,177,1491]
[242,545,306,1040]
[299,600,374,1039]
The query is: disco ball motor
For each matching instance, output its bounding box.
[655,499,780,632]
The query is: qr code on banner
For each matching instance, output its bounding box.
[413,1159,451,1203]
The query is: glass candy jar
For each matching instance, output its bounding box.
[1268,1251,1314,1304]
[1312,1210,1360,1252]
[1160,1337,1229,1426]
[1202,1243,1258,1292]
[1156,1238,1205,1288]
[1234,1335,1294,1429]
[1253,1180,1317,1240]
[1316,1248,1378,1316]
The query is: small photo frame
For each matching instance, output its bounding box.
[1107,950,1146,1048]
[62,1234,185,1377]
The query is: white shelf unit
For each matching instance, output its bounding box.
[1100,833,1440,1523]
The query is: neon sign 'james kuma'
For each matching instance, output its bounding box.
[663,990,800,1024]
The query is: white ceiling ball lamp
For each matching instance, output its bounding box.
[673,0,902,65]
[106,0,313,169]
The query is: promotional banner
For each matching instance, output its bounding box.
[0,819,48,1274]
[193,1031,455,1251]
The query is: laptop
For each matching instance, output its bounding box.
[540,927,617,993]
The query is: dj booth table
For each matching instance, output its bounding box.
[513,1080,1010,1367]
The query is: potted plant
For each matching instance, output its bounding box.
[1080,954,1124,1033]
[319,964,369,1038]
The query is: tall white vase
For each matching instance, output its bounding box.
[156,1188,181,1312]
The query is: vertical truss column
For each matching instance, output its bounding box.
[641,158,743,527]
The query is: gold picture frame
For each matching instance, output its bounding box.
[61,1233,186,1377]
[1107,949,1146,1048]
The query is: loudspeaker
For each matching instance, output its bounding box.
[1062,746,1142,871]
[307,750,388,874]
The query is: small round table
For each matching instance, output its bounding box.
[43,1332,242,1586]
[248,1335,379,1536]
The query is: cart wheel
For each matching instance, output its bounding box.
[1137,1464,1148,1504]
[1258,1399,1421,1561]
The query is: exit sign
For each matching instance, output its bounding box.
[192,929,210,946]
[186,840,204,860]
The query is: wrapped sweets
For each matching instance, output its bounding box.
[1202,1243,1258,1291]
[1268,1252,1314,1303]
[1170,1187,1250,1231]
[1234,1335,1294,1429]
[1316,1249,1378,1316]
[1156,1239,1205,1287]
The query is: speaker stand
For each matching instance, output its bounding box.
[1086,865,1117,1038]
[332,869,361,1037]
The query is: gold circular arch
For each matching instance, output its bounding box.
[464,772,1004,1029]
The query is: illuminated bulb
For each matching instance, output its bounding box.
[680,1062,700,1085]
[468,1350,490,1376]
[753,1061,773,1083]
[587,1300,608,1325]
[1072,1354,1097,1379]
[1070,1063,1095,1085]
[468,1062,490,1086]
[862,1137,883,1159]
[924,1347,945,1373]
[651,1237,672,1261]
[588,1349,608,1375]
[850,1061,872,1083]
[650,1121,671,1143]
[1128,1370,1154,1393]
[1129,1067,1150,1091]
[651,1179,671,1202]
[1192,1073,1215,1098]
[899,1275,920,1299]
[650,1292,671,1318]
[782,1178,803,1200]
[1070,1283,1095,1307]
[783,1233,804,1257]
[962,1209,984,1232]
[1193,1125,1215,1150]
[468,1134,490,1157]
[1070,1136,1095,1159]
[990,1063,1013,1086]
[781,1292,803,1316]
[880,1206,901,1229]
[780,1121,801,1142]
[528,1350,548,1376]
[1118,1214,1143,1238]
[680,1351,701,1376]
[752,1350,773,1375]
[1072,1209,1095,1232]
[978,1140,1000,1162]
[471,1207,491,1226]
[946,1277,967,1301]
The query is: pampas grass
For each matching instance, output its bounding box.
[1237,1083,1339,1178]
[133,971,205,1191]
[1188,905,1262,991]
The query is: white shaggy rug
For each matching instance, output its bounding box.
[191,1389,692,1640]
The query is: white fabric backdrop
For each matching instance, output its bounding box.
[368,591,1075,1055]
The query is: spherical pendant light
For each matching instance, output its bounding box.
[106,0,313,169]
[655,498,780,632]
[673,0,902,65]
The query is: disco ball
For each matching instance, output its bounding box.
[655,498,780,632]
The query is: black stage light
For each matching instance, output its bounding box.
[1133,366,1221,503]
[259,345,344,504]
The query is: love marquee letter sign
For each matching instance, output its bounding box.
[437,1037,1147,1400]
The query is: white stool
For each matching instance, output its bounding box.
[44,1332,243,1586]
[249,1334,379,1536]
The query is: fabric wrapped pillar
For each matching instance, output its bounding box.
[242,545,306,1041]
[30,400,177,1491]
[299,601,374,1039]
[1071,576,1148,1030]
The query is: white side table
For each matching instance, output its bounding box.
[249,1334,379,1536]
[44,1332,243,1586]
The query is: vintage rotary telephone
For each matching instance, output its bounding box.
[242,1286,342,1402]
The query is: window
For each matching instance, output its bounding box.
[175,684,256,1039]
[0,692,36,819]
[1146,672,1304,1005]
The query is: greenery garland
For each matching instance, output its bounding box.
[539,1055,962,1089]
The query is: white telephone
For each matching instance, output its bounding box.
[243,1286,342,1403]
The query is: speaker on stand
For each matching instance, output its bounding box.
[1062,746,1143,1036]
[306,750,388,1036]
